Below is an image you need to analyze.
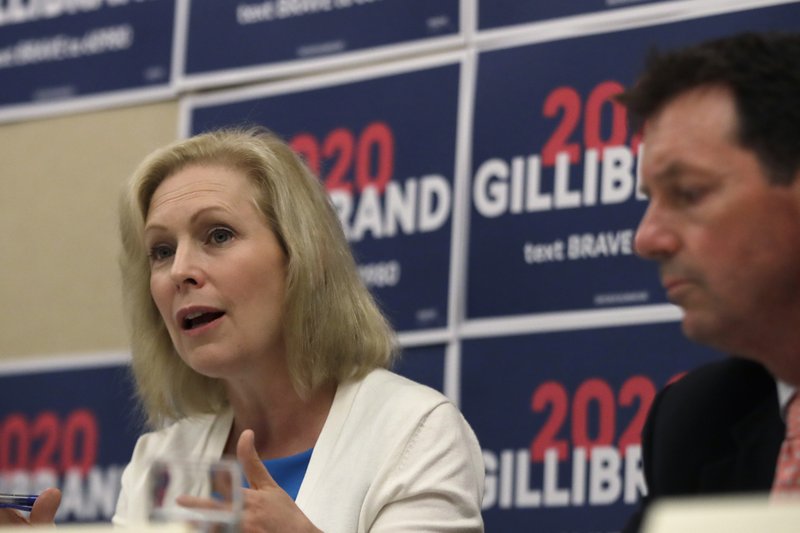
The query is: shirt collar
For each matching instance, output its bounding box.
[776,379,796,421]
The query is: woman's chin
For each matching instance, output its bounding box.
[181,352,240,380]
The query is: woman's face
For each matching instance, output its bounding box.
[144,164,287,379]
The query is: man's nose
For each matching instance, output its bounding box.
[634,202,680,261]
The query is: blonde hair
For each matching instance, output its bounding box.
[119,127,397,426]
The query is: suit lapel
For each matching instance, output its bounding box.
[699,391,784,492]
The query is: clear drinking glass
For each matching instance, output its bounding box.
[147,458,243,533]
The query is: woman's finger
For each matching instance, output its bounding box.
[0,509,28,525]
[176,495,229,510]
[236,429,278,491]
[29,488,61,525]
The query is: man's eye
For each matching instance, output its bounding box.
[209,228,234,245]
[148,245,173,262]
[675,187,707,205]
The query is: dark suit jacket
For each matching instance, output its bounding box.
[622,357,784,533]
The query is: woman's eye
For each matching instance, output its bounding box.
[209,227,234,245]
[148,245,173,262]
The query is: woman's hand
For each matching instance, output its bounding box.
[235,429,321,533]
[0,488,62,526]
[177,430,321,533]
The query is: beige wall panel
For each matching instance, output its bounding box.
[0,101,179,361]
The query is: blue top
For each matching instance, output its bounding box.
[244,448,313,501]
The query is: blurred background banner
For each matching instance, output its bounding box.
[0,356,139,523]
[2,1,800,531]
[0,0,176,123]
[469,29,652,318]
[177,0,463,88]
[477,0,673,29]
[462,322,722,532]
[467,2,800,321]
[182,56,463,333]
[384,344,447,394]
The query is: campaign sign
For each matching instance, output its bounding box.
[0,358,140,523]
[477,0,670,30]
[0,0,175,120]
[467,3,800,320]
[184,59,462,332]
[460,322,723,532]
[393,344,446,394]
[180,0,461,86]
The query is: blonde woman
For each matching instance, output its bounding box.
[111,127,485,532]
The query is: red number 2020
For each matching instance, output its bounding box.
[530,376,656,462]
[0,409,98,475]
[290,121,395,194]
[541,81,629,166]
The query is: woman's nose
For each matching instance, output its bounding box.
[169,245,205,289]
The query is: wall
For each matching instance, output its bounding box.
[0,102,178,359]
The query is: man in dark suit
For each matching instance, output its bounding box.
[617,32,800,531]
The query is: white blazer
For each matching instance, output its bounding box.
[113,369,485,531]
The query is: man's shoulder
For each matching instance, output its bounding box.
[641,356,783,499]
[654,357,775,429]
[667,357,773,400]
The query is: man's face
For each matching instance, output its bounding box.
[635,85,800,364]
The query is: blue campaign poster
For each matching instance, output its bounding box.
[0,358,140,523]
[477,0,672,30]
[460,322,723,532]
[467,2,800,320]
[181,0,461,85]
[393,344,446,393]
[0,0,175,120]
[184,59,462,332]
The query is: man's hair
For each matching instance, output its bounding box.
[618,32,800,184]
[119,127,397,426]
